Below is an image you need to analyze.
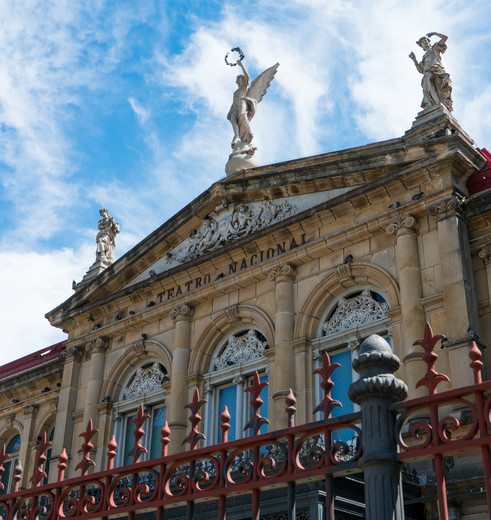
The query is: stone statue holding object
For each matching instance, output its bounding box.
[73,208,120,290]
[224,47,279,175]
[95,208,120,267]
[409,32,453,112]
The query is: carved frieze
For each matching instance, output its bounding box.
[122,363,169,400]
[166,199,297,265]
[322,290,389,336]
[213,330,268,371]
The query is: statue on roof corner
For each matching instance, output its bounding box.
[409,32,453,112]
[95,208,120,267]
[73,208,120,291]
[224,47,279,176]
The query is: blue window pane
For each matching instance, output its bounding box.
[6,435,20,453]
[219,386,237,441]
[124,415,137,461]
[150,407,166,459]
[330,351,353,417]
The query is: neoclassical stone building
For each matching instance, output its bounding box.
[1,105,490,518]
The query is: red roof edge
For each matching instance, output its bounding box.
[467,148,491,196]
[0,341,65,380]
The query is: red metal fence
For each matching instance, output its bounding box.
[0,324,490,520]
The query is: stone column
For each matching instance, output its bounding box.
[292,339,312,426]
[167,304,193,454]
[50,345,83,482]
[349,334,408,520]
[429,196,480,386]
[81,337,108,431]
[268,263,296,430]
[19,404,38,487]
[386,215,426,397]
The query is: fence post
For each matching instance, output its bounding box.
[348,334,408,520]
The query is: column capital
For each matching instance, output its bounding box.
[479,245,491,264]
[268,262,296,282]
[23,404,39,417]
[428,194,464,219]
[386,215,418,236]
[169,303,194,321]
[59,345,84,361]
[86,337,109,354]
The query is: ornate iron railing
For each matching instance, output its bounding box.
[0,324,489,520]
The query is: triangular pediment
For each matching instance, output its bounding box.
[46,124,485,329]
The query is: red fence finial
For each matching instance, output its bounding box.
[414,323,449,395]
[161,421,171,457]
[129,404,151,464]
[220,406,232,443]
[183,389,207,450]
[469,341,483,384]
[107,435,117,470]
[313,352,341,419]
[0,445,9,490]
[75,419,99,475]
[58,448,68,481]
[286,389,296,428]
[30,431,52,486]
[244,371,269,436]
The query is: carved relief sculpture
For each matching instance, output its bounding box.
[409,32,453,112]
[213,330,268,371]
[322,290,389,335]
[123,363,169,400]
[166,199,296,264]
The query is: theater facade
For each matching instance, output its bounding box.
[1,104,491,519]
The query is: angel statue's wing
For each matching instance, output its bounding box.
[247,63,279,104]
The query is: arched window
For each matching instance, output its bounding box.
[113,362,168,466]
[0,433,21,494]
[314,289,392,421]
[204,329,269,445]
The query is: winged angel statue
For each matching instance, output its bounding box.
[227,59,279,154]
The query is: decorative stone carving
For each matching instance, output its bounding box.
[129,340,147,357]
[166,199,297,265]
[479,246,491,263]
[86,337,108,354]
[386,215,418,235]
[23,405,38,417]
[428,195,462,217]
[169,304,193,320]
[224,304,240,321]
[59,345,83,360]
[213,330,268,371]
[268,263,296,281]
[122,363,169,400]
[322,290,389,336]
[409,32,452,112]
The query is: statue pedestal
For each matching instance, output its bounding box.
[405,104,474,145]
[73,261,108,291]
[225,141,260,176]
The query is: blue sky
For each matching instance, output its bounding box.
[1,0,491,365]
